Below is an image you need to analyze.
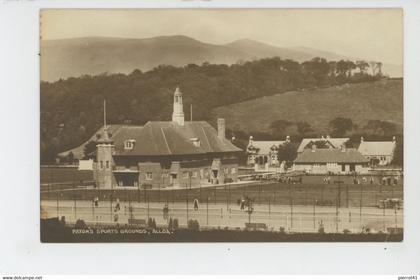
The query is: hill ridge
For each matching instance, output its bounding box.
[213,79,403,135]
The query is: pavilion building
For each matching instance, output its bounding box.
[92,87,242,189]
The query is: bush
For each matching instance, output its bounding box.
[168,217,173,230]
[224,178,233,183]
[147,217,156,229]
[343,229,351,234]
[60,216,66,226]
[279,226,286,234]
[187,219,200,231]
[74,219,87,229]
[173,218,179,230]
[318,221,325,234]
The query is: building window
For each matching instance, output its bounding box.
[105,161,109,169]
[183,171,189,179]
[200,169,204,178]
[146,172,153,180]
[124,140,135,150]
[231,168,236,174]
[224,167,229,174]
[192,171,198,178]
[100,161,103,169]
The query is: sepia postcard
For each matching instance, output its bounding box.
[40,9,403,242]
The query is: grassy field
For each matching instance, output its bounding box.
[41,179,403,208]
[41,167,403,208]
[41,166,93,185]
[213,78,403,133]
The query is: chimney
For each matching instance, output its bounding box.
[217,118,225,139]
[311,144,316,152]
[392,136,396,143]
[360,136,364,143]
[286,135,290,143]
[326,135,330,139]
[249,135,254,147]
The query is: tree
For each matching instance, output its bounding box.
[296,122,313,136]
[83,140,97,159]
[329,117,354,136]
[356,60,369,74]
[363,120,397,136]
[278,142,297,168]
[269,120,293,137]
[336,60,356,78]
[391,139,403,167]
[302,57,330,86]
[67,151,74,164]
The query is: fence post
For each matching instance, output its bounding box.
[394,206,398,228]
[359,183,363,228]
[383,205,386,232]
[186,190,189,223]
[313,199,316,230]
[147,195,150,221]
[56,192,59,218]
[74,195,77,220]
[206,197,209,226]
[290,197,293,231]
[346,185,349,208]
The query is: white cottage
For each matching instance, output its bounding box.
[357,136,397,166]
[246,136,290,171]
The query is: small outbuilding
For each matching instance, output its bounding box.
[293,145,369,174]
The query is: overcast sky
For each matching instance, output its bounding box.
[41,9,403,65]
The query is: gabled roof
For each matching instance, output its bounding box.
[113,121,242,156]
[58,121,241,159]
[247,141,286,154]
[297,137,349,153]
[58,124,137,159]
[358,141,396,156]
[294,148,368,164]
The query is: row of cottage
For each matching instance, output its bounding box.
[247,135,397,174]
[60,87,398,189]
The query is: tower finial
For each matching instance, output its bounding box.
[101,99,111,142]
[103,100,107,129]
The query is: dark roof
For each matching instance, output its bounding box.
[113,121,242,156]
[58,124,135,159]
[59,121,241,159]
[297,137,349,153]
[294,148,368,164]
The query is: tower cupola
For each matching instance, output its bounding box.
[172,86,185,126]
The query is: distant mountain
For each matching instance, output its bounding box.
[40,35,402,82]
